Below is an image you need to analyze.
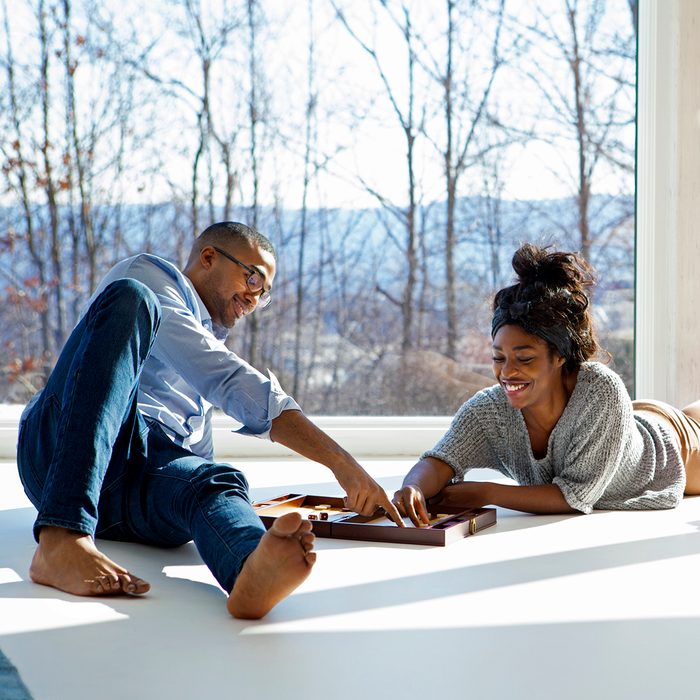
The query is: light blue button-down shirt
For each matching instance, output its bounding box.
[27,253,299,460]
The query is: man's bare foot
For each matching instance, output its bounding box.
[29,526,150,597]
[227,512,316,619]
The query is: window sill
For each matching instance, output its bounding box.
[0,405,450,459]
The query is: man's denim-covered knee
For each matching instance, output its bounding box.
[187,461,253,503]
[93,278,161,330]
[133,457,259,551]
[19,277,164,542]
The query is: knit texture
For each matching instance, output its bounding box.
[422,362,686,513]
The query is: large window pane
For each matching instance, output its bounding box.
[0,0,636,413]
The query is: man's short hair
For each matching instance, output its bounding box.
[197,221,277,260]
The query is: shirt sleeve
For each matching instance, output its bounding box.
[149,281,300,438]
[552,371,633,514]
[421,392,501,480]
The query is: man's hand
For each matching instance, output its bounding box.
[270,409,404,526]
[332,462,404,526]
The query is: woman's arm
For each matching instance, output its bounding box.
[439,481,578,514]
[398,469,577,525]
[550,368,634,514]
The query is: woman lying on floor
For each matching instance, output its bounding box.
[394,243,700,524]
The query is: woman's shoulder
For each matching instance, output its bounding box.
[469,382,508,406]
[578,361,625,384]
[573,361,629,405]
[441,382,519,451]
[452,382,511,421]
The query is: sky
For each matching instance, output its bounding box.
[1,0,636,209]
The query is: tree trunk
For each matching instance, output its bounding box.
[40,0,66,349]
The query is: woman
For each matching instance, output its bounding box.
[394,243,700,525]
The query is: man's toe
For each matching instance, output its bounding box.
[121,575,150,595]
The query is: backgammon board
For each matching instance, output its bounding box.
[252,493,496,546]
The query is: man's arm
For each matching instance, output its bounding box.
[270,409,404,526]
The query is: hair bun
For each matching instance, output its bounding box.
[511,243,593,292]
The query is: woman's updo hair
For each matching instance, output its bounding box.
[491,243,599,373]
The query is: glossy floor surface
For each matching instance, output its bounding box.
[2,458,699,700]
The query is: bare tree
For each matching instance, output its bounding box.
[1,0,53,363]
[38,0,68,349]
[291,0,318,399]
[437,0,505,359]
[180,0,242,235]
[243,0,262,367]
[524,0,635,263]
[332,0,425,357]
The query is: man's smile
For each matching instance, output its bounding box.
[231,295,248,319]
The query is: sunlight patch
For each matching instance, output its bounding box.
[162,565,219,587]
[0,599,127,635]
[0,568,22,585]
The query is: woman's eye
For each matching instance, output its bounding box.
[492,356,535,364]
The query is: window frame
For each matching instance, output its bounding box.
[635,0,699,407]
[4,2,694,458]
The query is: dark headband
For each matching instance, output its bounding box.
[491,302,573,361]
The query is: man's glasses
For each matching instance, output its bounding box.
[212,246,272,309]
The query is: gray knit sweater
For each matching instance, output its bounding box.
[422,362,686,513]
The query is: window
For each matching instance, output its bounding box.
[0,0,636,416]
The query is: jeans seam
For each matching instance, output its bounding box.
[40,366,98,534]
[47,367,82,492]
[25,395,58,498]
[96,520,125,536]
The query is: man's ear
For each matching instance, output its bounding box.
[199,246,216,269]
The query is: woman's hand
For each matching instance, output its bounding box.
[393,485,431,527]
[392,457,458,526]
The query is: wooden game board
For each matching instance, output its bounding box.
[252,494,497,546]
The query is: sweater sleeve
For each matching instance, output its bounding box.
[421,391,501,481]
[552,369,633,514]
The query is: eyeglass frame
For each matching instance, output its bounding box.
[211,246,272,309]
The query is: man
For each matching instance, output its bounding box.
[17,221,402,619]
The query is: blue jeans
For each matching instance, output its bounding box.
[16,279,265,593]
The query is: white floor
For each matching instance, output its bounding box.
[2,457,700,700]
